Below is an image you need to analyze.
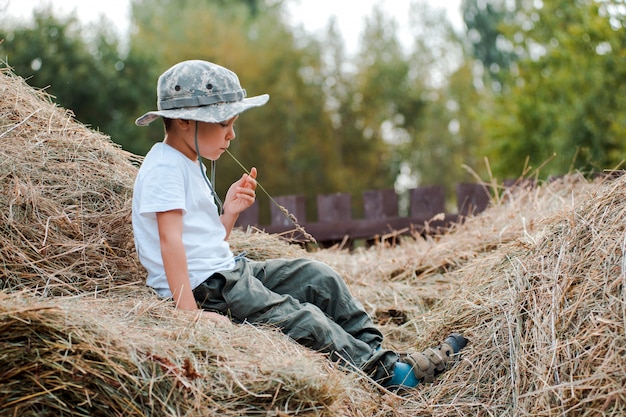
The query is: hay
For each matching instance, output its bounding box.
[0,66,348,416]
[316,173,625,416]
[0,66,142,295]
[229,227,310,261]
[0,291,344,416]
[313,175,602,347]
[420,173,626,416]
[1,65,625,416]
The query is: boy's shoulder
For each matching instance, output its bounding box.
[139,143,188,176]
[143,142,186,164]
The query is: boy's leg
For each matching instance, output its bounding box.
[249,258,383,350]
[193,258,397,378]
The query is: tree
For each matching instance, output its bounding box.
[0,7,156,154]
[483,0,626,177]
[392,1,484,197]
[330,9,402,190]
[130,0,326,220]
[462,0,518,88]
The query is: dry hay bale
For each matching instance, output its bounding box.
[229,227,310,261]
[310,173,625,415]
[395,174,597,282]
[313,175,601,343]
[0,66,351,416]
[0,66,347,415]
[391,173,625,416]
[0,67,143,295]
[0,291,347,416]
[0,293,164,416]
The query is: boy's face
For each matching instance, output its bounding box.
[171,115,239,161]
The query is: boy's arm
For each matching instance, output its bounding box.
[220,211,239,241]
[156,209,198,311]
[156,209,230,325]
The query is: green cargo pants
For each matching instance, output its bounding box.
[192,257,398,383]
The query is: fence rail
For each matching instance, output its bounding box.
[235,183,494,245]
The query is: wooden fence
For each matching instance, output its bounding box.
[235,183,493,246]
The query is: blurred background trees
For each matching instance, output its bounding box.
[0,6,157,155]
[462,0,626,177]
[1,0,624,219]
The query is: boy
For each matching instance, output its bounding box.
[132,60,466,389]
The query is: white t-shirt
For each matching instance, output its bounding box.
[132,142,235,297]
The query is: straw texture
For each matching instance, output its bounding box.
[0,67,142,296]
[1,65,624,416]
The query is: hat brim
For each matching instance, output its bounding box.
[135,94,269,126]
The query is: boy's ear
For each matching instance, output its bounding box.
[175,119,193,130]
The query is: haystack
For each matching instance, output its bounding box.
[0,67,142,295]
[0,291,343,416]
[1,65,624,417]
[410,173,626,416]
[321,173,625,416]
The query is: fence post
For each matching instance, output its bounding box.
[317,193,352,223]
[409,185,446,218]
[270,195,306,227]
[456,183,490,216]
[239,182,498,243]
[363,189,398,219]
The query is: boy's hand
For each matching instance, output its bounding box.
[199,310,231,326]
[223,167,257,216]
[176,308,231,326]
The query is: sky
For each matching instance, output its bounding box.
[0,0,464,54]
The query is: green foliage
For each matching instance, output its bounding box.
[462,0,518,85]
[0,7,156,155]
[343,7,408,189]
[1,0,488,216]
[481,0,626,177]
[390,1,484,197]
[7,0,622,215]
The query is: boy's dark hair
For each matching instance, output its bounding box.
[163,117,173,132]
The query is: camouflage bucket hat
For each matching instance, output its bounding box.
[135,60,269,126]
